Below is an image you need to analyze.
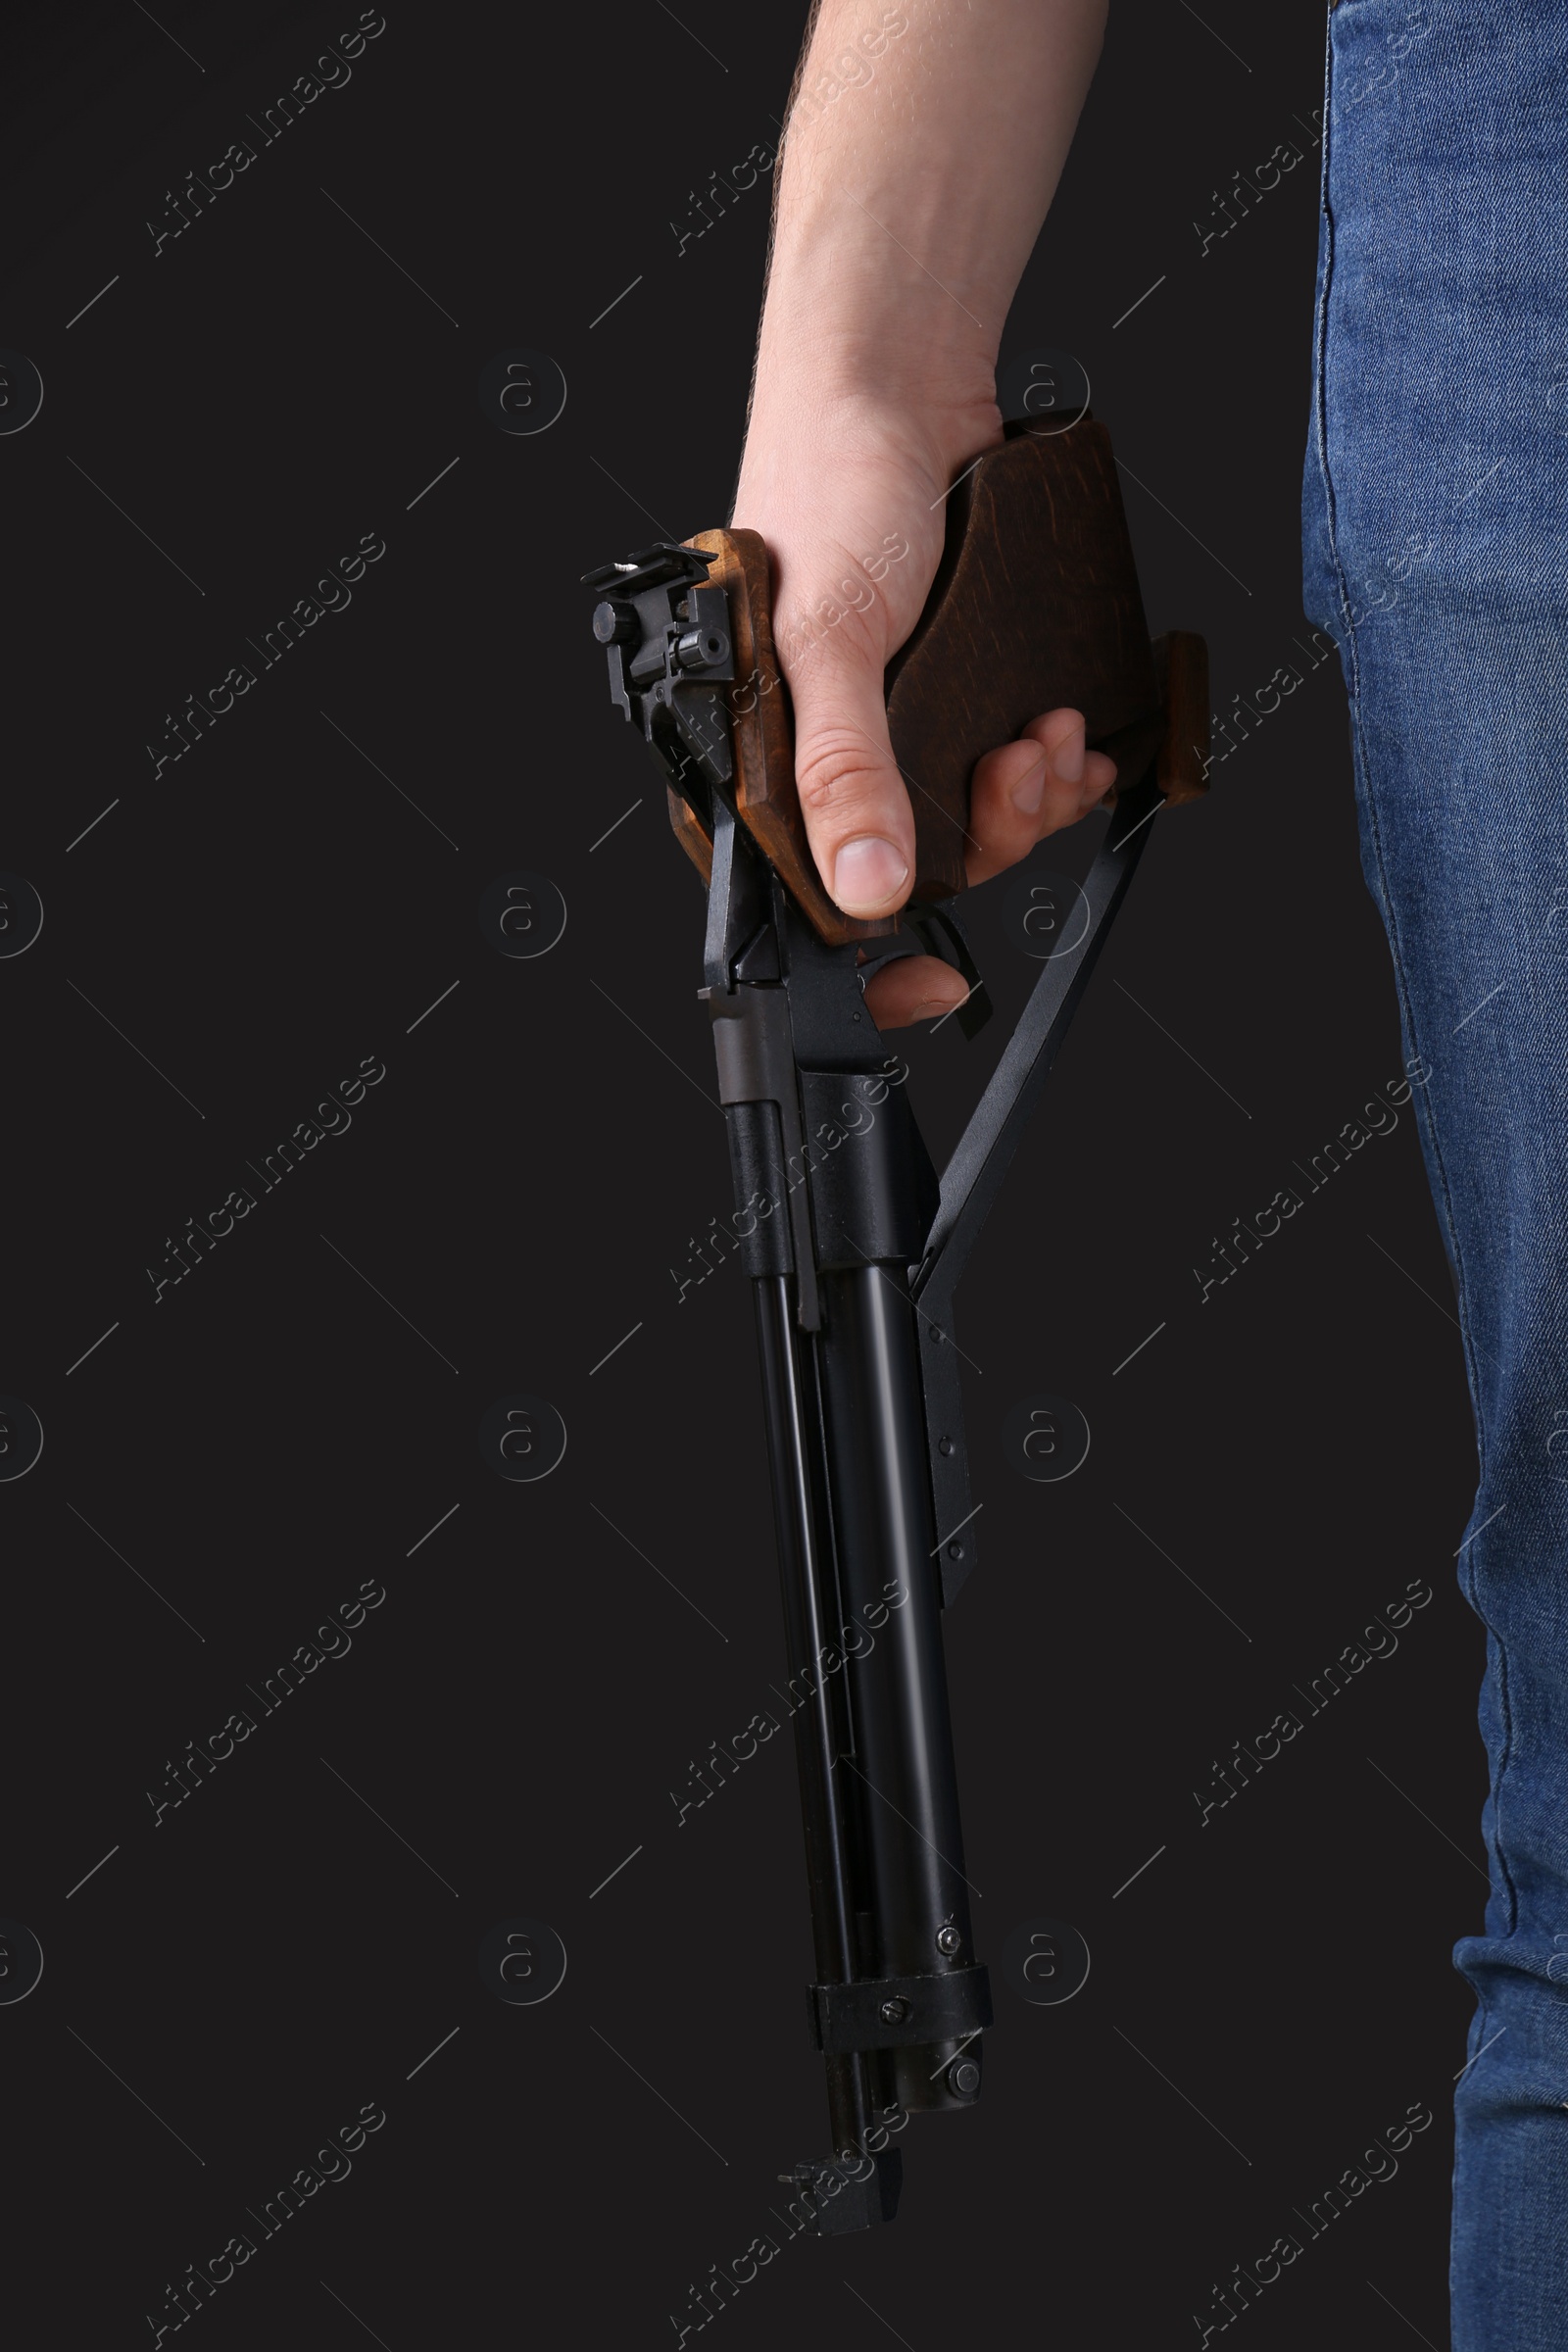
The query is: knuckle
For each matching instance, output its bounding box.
[794,732,901,833]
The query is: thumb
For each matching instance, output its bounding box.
[785,632,917,919]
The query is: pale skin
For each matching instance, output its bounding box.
[733,0,1114,1027]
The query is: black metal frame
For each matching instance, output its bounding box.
[584,541,1163,2230]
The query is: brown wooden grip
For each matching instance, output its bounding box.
[666,414,1208,943]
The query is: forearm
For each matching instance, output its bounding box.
[731,0,1114,935]
[755,0,1109,427]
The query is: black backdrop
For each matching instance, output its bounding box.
[3,4,1480,2345]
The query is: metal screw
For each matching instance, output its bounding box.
[880,1995,909,2024]
[948,1542,963,1561]
[928,1325,946,1344]
[949,2058,981,2096]
[938,1435,954,1456]
[936,1926,962,1957]
[591,597,640,645]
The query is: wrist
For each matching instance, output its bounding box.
[750,258,1001,476]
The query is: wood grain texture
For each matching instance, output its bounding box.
[1153,629,1211,806]
[885,417,1163,902]
[687,526,892,947]
[665,784,713,884]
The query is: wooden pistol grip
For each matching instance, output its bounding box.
[1152,628,1210,805]
[885,416,1200,900]
[665,417,1209,941]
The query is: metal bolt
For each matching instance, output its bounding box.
[938,1436,954,1456]
[928,1324,946,1343]
[936,1926,962,1957]
[880,1995,909,2024]
[948,1541,963,1561]
[949,2058,981,2096]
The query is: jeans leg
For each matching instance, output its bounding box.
[1303,5,1568,2346]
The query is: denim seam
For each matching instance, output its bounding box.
[1311,15,1515,1939]
[1311,50,1485,1466]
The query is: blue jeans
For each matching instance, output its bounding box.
[1303,3,1568,2343]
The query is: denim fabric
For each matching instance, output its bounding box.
[1302,4,1568,2343]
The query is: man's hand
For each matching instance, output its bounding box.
[733,390,1115,1025]
[731,0,1111,1027]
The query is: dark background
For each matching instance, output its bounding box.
[2,3,1480,2344]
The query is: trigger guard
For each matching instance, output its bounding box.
[858,904,993,1041]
